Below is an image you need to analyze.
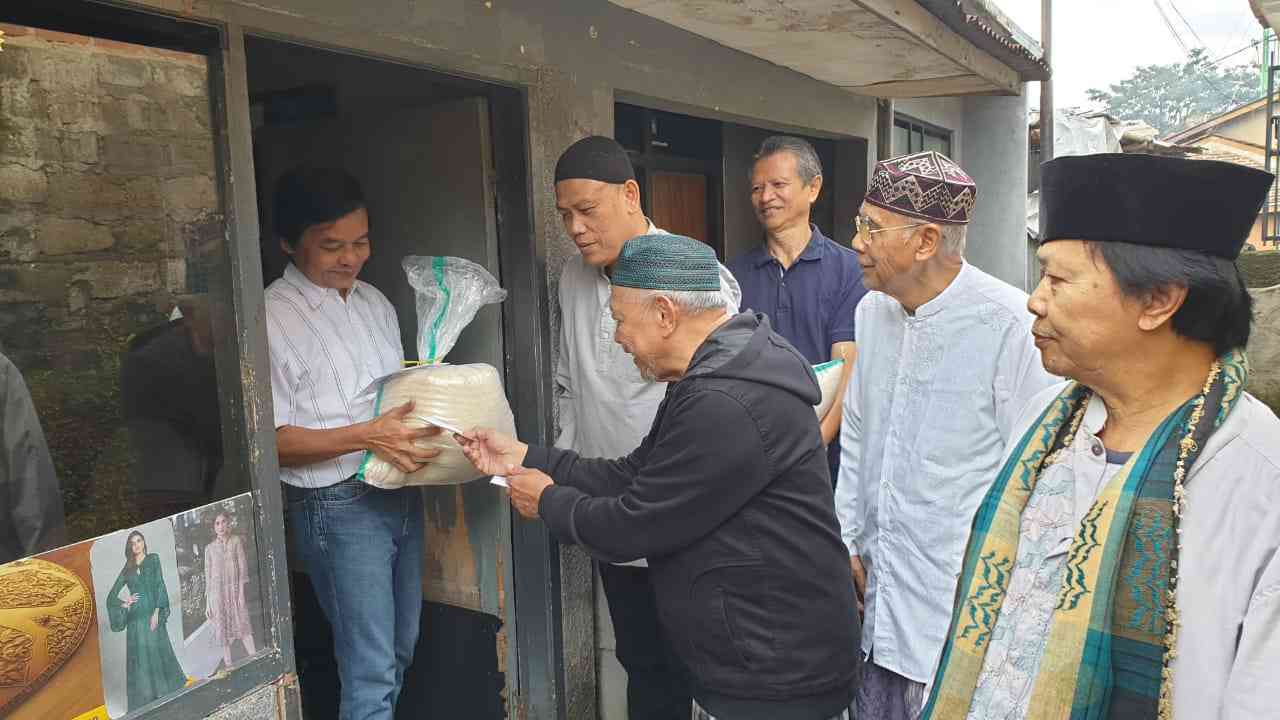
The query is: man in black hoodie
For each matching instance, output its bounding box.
[460,233,860,720]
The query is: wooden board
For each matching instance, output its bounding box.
[649,172,709,246]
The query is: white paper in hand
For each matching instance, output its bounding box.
[428,416,507,488]
[421,415,466,437]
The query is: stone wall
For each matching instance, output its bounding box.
[0,23,219,365]
[0,24,221,539]
[1249,284,1280,414]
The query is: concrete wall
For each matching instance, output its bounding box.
[890,94,1032,290]
[1250,284,1280,413]
[962,90,1033,290]
[66,0,1030,716]
[1218,109,1266,146]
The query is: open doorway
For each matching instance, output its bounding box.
[244,37,520,720]
[615,102,868,265]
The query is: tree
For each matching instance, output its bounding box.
[1087,48,1260,136]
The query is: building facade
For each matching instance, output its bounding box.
[0,2,1044,718]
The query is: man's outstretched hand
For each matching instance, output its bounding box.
[455,426,529,477]
[507,465,554,519]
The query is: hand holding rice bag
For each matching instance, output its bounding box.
[357,256,515,487]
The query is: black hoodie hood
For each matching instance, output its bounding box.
[685,312,821,406]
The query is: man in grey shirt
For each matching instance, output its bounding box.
[0,348,66,564]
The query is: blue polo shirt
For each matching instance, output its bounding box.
[728,225,867,484]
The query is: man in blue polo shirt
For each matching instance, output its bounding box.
[729,136,867,485]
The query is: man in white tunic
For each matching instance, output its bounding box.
[552,136,740,719]
[835,151,1057,720]
[924,153,1280,720]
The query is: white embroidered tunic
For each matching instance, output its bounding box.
[835,261,1057,683]
[963,385,1280,719]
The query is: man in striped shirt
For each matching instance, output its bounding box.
[266,167,439,720]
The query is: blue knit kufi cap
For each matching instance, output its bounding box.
[611,234,721,292]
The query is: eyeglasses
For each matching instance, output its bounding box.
[853,215,927,243]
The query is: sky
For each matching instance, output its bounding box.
[993,0,1264,109]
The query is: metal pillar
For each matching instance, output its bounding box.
[877,98,895,160]
[1039,0,1054,164]
[1266,60,1279,247]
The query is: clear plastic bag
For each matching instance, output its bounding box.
[357,256,512,488]
[404,256,507,363]
[813,358,845,419]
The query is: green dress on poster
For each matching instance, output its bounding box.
[107,535,188,713]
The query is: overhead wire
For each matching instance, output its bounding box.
[1151,0,1190,56]
[1207,41,1261,68]
[1150,0,1234,103]
[1166,0,1208,48]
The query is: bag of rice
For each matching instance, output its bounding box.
[356,256,515,488]
[813,358,845,419]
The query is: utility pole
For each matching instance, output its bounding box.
[1040,0,1053,164]
[1034,0,1054,288]
[877,98,895,161]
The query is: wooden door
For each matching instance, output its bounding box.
[649,171,710,246]
[253,98,509,617]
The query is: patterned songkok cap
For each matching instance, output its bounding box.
[611,234,721,292]
[865,151,977,225]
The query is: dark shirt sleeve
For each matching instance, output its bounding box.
[522,443,645,500]
[826,258,867,347]
[529,389,771,563]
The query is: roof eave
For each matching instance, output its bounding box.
[916,0,1050,81]
[1251,0,1279,32]
[1164,94,1273,144]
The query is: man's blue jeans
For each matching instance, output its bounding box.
[286,477,423,720]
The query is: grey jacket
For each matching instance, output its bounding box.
[0,351,65,564]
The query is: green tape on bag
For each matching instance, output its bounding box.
[813,358,845,373]
[355,381,387,483]
[425,256,452,363]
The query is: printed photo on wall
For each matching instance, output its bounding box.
[90,518,192,719]
[0,542,108,720]
[171,493,265,679]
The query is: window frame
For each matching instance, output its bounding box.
[0,4,298,718]
[892,114,954,157]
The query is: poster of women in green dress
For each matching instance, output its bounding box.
[90,518,191,718]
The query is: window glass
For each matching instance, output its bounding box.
[892,124,910,157]
[0,24,247,551]
[0,24,270,718]
[924,131,950,156]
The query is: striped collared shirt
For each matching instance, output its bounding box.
[266,263,404,488]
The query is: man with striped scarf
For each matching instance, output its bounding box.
[924,154,1280,720]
